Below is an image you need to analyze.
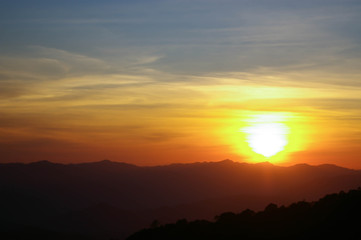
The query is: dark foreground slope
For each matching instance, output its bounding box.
[1,160,361,239]
[127,188,361,240]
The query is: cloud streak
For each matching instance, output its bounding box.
[1,0,361,166]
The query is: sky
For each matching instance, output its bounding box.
[1,0,361,168]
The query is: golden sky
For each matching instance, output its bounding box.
[1,1,361,168]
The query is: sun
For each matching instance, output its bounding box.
[223,112,306,164]
[244,122,289,157]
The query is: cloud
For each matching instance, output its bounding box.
[2,0,359,77]
[0,81,31,99]
[216,98,361,116]
[0,47,111,95]
[27,46,111,76]
[1,0,361,166]
[143,132,187,142]
[0,45,165,100]
[2,0,361,89]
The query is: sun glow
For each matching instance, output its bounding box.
[219,111,308,164]
[244,122,289,157]
[222,112,308,164]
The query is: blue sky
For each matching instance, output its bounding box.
[2,0,361,76]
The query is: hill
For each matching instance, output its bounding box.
[1,159,361,239]
[127,188,361,239]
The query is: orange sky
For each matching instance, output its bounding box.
[1,1,361,168]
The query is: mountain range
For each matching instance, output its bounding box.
[1,159,361,239]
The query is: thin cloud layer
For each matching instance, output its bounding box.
[0,0,361,166]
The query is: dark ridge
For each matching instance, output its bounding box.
[127,188,361,240]
[75,159,138,168]
[0,159,361,239]
[153,159,237,168]
[29,160,58,166]
[317,163,356,171]
[254,161,274,167]
[293,163,310,167]
[290,163,312,168]
[0,159,358,171]
[1,159,139,168]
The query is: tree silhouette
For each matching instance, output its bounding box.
[150,220,160,228]
[127,188,361,240]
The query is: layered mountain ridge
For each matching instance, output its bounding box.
[1,159,360,239]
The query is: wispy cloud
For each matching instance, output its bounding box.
[1,0,361,165]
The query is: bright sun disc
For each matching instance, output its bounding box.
[244,122,289,157]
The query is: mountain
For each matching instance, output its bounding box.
[127,188,361,239]
[1,159,361,239]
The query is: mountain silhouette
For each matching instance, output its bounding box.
[127,188,361,239]
[1,159,361,239]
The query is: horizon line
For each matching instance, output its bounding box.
[0,158,358,170]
